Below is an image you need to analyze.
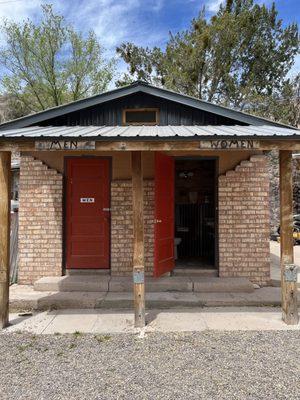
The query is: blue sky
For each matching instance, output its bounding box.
[0,0,299,78]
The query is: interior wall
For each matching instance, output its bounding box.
[26,149,262,179]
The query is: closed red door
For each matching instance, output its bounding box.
[66,158,110,269]
[154,153,175,277]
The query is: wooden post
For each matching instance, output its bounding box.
[131,151,146,328]
[279,150,299,325]
[0,152,11,329]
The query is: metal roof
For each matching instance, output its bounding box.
[0,124,299,139]
[0,81,294,130]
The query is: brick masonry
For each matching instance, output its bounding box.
[18,155,270,285]
[111,180,154,276]
[218,155,270,285]
[18,155,63,284]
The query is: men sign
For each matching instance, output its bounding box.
[35,140,95,150]
[199,139,260,150]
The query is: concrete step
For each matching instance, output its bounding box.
[173,268,218,277]
[34,276,110,292]
[34,276,254,293]
[10,285,296,311]
[66,269,110,276]
[110,277,193,292]
[193,277,254,293]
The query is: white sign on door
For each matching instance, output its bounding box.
[80,198,95,203]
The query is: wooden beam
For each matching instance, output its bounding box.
[131,151,146,328]
[2,139,300,152]
[0,152,11,329]
[279,150,299,325]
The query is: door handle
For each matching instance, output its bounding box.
[103,208,111,211]
[155,219,162,223]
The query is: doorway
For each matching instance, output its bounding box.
[174,158,217,270]
[65,157,110,269]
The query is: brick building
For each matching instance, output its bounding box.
[0,81,299,326]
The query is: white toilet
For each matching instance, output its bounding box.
[174,237,182,260]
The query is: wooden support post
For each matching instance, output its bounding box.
[131,151,146,328]
[0,152,11,329]
[279,150,299,325]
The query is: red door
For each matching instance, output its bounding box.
[154,153,175,277]
[66,158,110,269]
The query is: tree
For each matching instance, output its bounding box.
[0,4,115,118]
[249,74,300,127]
[117,0,299,112]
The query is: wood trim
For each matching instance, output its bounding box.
[131,151,145,328]
[122,108,159,126]
[279,150,299,325]
[2,139,300,152]
[0,151,11,329]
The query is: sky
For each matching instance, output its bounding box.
[0,0,298,79]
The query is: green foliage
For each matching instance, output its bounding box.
[249,74,300,127]
[0,4,115,117]
[117,0,299,120]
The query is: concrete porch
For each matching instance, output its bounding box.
[33,275,255,293]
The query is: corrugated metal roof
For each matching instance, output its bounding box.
[0,125,298,139]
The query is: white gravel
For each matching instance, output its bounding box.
[0,331,299,400]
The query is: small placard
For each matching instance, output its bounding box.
[80,198,95,203]
[199,139,259,150]
[35,140,95,151]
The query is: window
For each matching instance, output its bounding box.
[122,108,159,125]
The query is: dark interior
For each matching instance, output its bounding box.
[175,158,216,269]
[125,109,157,124]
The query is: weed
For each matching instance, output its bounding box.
[94,334,111,343]
[17,343,32,352]
[73,331,83,338]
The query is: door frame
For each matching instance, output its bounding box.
[174,156,219,271]
[63,156,112,273]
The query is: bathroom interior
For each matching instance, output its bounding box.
[174,158,217,269]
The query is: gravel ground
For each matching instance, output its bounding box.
[0,331,300,400]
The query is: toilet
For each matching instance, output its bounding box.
[174,237,182,260]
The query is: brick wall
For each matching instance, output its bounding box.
[218,155,270,285]
[111,180,154,275]
[18,155,270,285]
[18,155,63,284]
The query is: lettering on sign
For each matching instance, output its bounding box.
[199,139,259,150]
[35,140,96,151]
[80,198,95,203]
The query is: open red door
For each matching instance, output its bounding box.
[154,153,175,277]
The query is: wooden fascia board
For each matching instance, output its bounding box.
[2,138,300,151]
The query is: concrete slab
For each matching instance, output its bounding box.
[36,291,106,310]
[201,307,299,331]
[34,275,110,292]
[109,276,193,292]
[43,309,99,334]
[9,285,107,310]
[4,307,300,334]
[101,291,202,309]
[195,292,236,306]
[9,285,300,311]
[92,311,134,333]
[3,311,55,334]
[146,310,207,332]
[193,277,254,293]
